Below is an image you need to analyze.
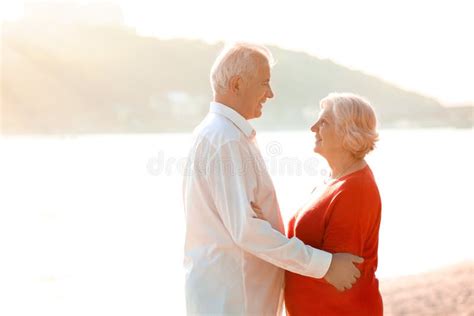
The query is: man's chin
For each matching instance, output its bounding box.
[252,110,262,119]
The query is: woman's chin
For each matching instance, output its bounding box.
[314,147,326,159]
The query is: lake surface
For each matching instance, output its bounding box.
[0,129,472,315]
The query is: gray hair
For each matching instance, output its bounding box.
[210,42,275,95]
[321,92,379,159]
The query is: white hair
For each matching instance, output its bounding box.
[210,42,275,95]
[321,92,379,159]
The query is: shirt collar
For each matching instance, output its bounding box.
[209,102,256,139]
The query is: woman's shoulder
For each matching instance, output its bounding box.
[329,166,381,216]
[335,165,379,196]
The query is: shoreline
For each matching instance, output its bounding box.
[380,262,474,315]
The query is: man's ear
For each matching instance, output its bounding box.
[229,75,242,95]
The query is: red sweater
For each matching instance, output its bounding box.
[285,165,383,315]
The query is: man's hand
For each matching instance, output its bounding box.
[324,253,364,291]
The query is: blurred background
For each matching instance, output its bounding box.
[1,0,473,315]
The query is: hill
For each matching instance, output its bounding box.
[2,18,472,134]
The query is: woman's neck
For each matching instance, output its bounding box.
[327,153,365,179]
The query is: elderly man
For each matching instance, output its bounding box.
[183,43,363,315]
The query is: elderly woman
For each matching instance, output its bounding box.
[254,92,383,315]
[287,92,382,315]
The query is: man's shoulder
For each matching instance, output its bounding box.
[194,113,242,145]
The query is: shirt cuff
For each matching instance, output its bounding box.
[307,249,333,279]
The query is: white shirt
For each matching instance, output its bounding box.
[183,102,332,315]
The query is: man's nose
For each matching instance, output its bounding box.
[267,87,274,99]
[310,123,317,132]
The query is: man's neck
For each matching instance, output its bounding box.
[214,96,248,119]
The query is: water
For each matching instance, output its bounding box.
[0,129,473,315]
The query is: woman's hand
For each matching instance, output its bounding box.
[251,201,266,221]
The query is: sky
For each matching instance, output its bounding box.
[2,0,473,105]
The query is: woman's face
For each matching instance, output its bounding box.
[310,106,344,158]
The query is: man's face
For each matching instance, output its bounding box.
[239,58,274,119]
